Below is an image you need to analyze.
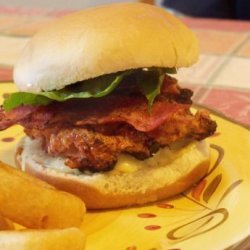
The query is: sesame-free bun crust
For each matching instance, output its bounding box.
[14,3,199,92]
[16,137,210,209]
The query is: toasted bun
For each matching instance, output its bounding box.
[16,137,210,209]
[14,2,199,92]
[0,228,85,250]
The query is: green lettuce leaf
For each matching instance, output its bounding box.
[3,92,52,111]
[3,67,176,111]
[3,71,129,111]
[41,71,130,100]
[135,69,165,111]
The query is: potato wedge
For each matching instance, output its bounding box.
[0,214,14,230]
[0,227,85,250]
[0,161,85,229]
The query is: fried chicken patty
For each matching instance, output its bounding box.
[25,108,216,171]
[25,125,150,171]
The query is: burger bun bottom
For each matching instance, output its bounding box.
[16,137,210,209]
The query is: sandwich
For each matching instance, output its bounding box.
[0,3,216,209]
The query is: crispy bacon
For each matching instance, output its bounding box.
[0,76,191,132]
[0,105,38,130]
[0,95,190,132]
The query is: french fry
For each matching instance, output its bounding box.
[0,161,85,229]
[0,227,85,250]
[0,214,14,230]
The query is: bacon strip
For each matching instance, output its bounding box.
[0,106,37,130]
[0,95,190,132]
[72,96,190,132]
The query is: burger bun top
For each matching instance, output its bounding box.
[14,2,199,93]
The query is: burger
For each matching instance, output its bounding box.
[0,3,216,209]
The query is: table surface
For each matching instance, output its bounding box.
[0,5,249,250]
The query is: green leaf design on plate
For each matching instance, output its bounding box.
[167,208,229,242]
[216,179,243,207]
[203,174,222,203]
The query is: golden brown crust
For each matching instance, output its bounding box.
[16,139,210,209]
[0,228,86,250]
[0,160,85,228]
[0,214,14,230]
[14,2,199,92]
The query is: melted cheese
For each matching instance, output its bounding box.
[111,140,202,174]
